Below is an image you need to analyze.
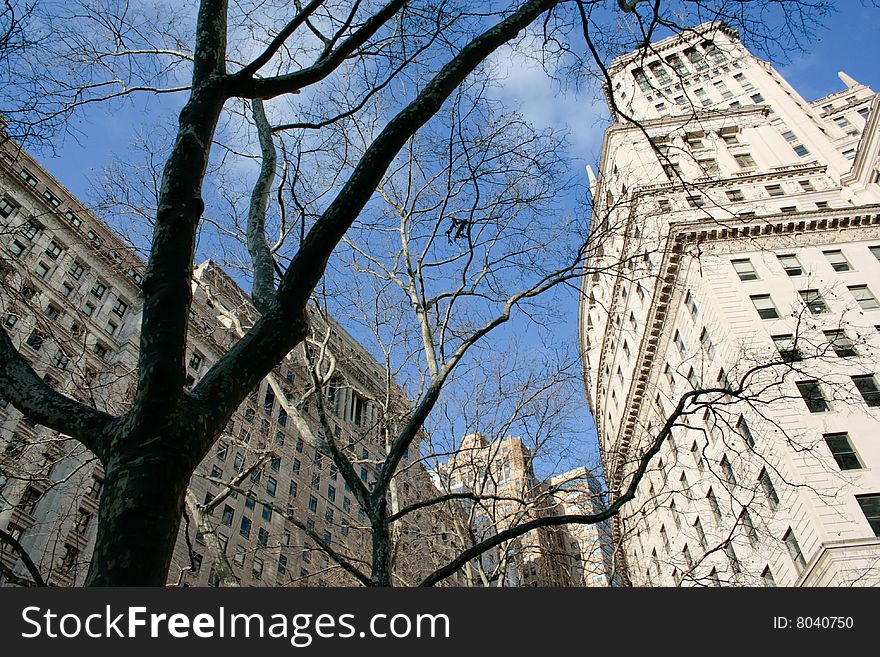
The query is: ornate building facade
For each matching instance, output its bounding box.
[581,23,880,586]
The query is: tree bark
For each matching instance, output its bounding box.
[85,433,198,586]
[370,499,392,587]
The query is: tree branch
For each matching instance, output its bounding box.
[0,327,113,458]
[247,98,279,313]
[0,527,48,587]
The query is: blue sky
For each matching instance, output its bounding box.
[29,3,880,479]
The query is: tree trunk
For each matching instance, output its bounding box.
[85,438,196,586]
[370,502,392,587]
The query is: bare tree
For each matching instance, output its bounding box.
[0,0,842,586]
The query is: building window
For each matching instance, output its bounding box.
[793,144,810,157]
[777,254,803,276]
[49,349,70,369]
[772,334,801,362]
[648,61,672,85]
[257,527,269,547]
[823,250,851,272]
[848,284,879,310]
[42,189,61,206]
[266,476,277,497]
[737,416,755,449]
[20,219,41,240]
[684,291,699,318]
[765,184,784,197]
[725,543,741,575]
[35,261,50,279]
[824,329,857,357]
[105,320,118,336]
[221,505,234,526]
[799,289,829,314]
[720,455,737,486]
[64,209,81,227]
[90,281,107,299]
[759,469,779,509]
[308,495,318,513]
[734,153,757,169]
[68,261,85,279]
[856,495,880,537]
[0,197,17,218]
[25,330,45,351]
[707,488,722,522]
[870,245,880,262]
[699,328,715,359]
[797,380,830,413]
[239,517,252,539]
[823,432,862,470]
[19,168,39,187]
[761,567,777,587]
[677,369,693,392]
[112,299,129,318]
[9,239,25,256]
[45,241,63,260]
[783,528,807,574]
[852,375,880,407]
[690,441,705,471]
[687,195,705,208]
[673,330,686,355]
[751,294,779,319]
[741,508,758,545]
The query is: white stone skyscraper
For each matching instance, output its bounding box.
[581,22,880,586]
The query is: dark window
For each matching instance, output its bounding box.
[772,334,801,362]
[856,495,880,537]
[824,330,857,357]
[783,528,806,573]
[759,469,779,509]
[823,433,861,470]
[239,517,252,539]
[796,380,830,413]
[852,375,880,407]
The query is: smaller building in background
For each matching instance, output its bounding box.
[436,433,615,586]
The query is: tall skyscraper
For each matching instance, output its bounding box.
[581,22,880,586]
